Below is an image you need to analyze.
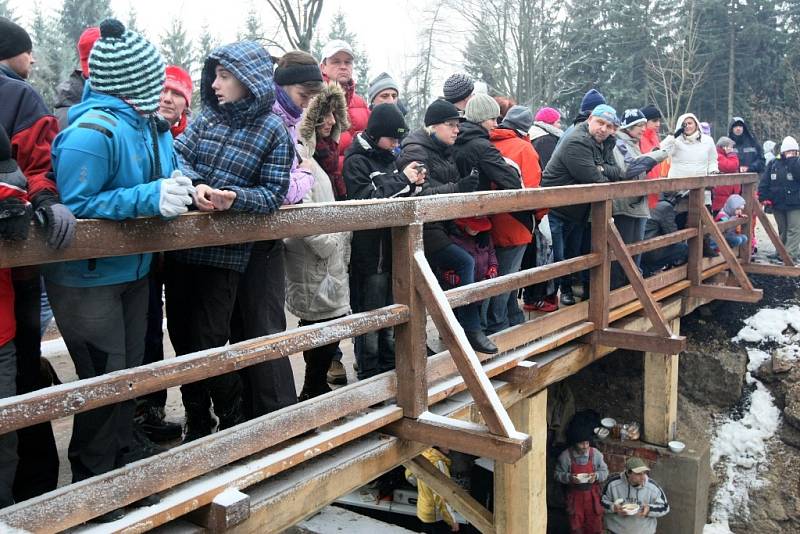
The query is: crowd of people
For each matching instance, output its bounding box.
[0,13,798,524]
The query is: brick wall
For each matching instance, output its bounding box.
[597,440,663,473]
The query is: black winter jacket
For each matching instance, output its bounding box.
[643,194,681,263]
[540,121,623,222]
[397,129,466,255]
[53,70,85,131]
[343,132,420,274]
[728,117,765,173]
[758,156,800,210]
[451,121,521,192]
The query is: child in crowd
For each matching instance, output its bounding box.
[449,217,499,287]
[712,136,741,214]
[715,194,749,248]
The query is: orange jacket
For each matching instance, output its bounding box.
[488,128,543,247]
[640,126,669,208]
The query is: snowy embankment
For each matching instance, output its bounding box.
[703,307,800,533]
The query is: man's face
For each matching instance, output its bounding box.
[158,88,188,124]
[377,136,400,151]
[321,51,354,84]
[588,115,616,143]
[432,119,460,145]
[211,66,248,105]
[372,89,398,106]
[3,50,35,79]
[646,118,661,131]
[316,111,336,138]
[732,124,744,136]
[573,441,590,455]
[625,123,645,141]
[627,470,647,487]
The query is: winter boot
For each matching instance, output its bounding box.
[135,404,182,443]
[182,401,216,443]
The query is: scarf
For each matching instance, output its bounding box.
[275,84,303,120]
[170,112,188,138]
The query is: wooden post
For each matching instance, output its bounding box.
[494,389,547,534]
[740,181,755,266]
[643,319,681,445]
[392,223,428,418]
[686,189,705,287]
[589,201,611,345]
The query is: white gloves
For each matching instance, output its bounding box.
[159,170,195,218]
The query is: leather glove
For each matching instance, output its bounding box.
[673,127,684,138]
[159,172,195,218]
[0,198,33,240]
[457,167,480,193]
[442,269,461,287]
[34,202,76,249]
[486,265,498,279]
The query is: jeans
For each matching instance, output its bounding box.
[428,244,481,331]
[39,277,53,337]
[351,271,395,380]
[46,278,148,481]
[611,215,647,289]
[484,244,526,334]
[548,213,585,297]
[725,233,748,248]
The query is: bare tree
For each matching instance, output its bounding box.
[403,4,446,127]
[265,0,325,52]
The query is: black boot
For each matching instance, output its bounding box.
[560,290,576,306]
[465,330,498,354]
[120,424,166,464]
[135,405,182,443]
[182,401,215,443]
[216,397,244,432]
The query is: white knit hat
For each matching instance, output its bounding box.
[464,93,500,123]
[780,136,799,153]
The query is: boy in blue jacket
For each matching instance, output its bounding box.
[44,19,192,501]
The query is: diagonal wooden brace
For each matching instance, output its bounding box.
[385,412,531,464]
[413,251,516,438]
[404,455,496,534]
[753,200,796,266]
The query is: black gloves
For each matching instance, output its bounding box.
[457,167,480,193]
[32,188,77,249]
[673,127,684,138]
[0,198,33,240]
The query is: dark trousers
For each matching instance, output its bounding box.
[428,244,481,331]
[298,317,343,395]
[12,274,58,499]
[610,215,646,289]
[229,241,297,418]
[351,271,395,380]
[164,259,243,427]
[46,278,148,482]
[0,340,18,507]
[549,213,585,297]
[642,243,689,275]
[140,263,166,407]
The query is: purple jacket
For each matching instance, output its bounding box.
[450,232,498,281]
[272,98,314,205]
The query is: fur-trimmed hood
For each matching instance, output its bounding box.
[299,82,350,156]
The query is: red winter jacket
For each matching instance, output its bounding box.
[640,126,668,208]
[713,147,742,213]
[323,75,370,177]
[489,127,542,247]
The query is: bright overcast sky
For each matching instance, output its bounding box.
[10,0,466,90]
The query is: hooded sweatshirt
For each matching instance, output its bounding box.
[601,472,670,534]
[272,85,314,205]
[728,117,764,173]
[661,113,718,178]
[172,41,293,272]
[715,193,746,242]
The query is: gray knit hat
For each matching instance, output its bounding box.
[89,18,165,114]
[716,136,735,149]
[443,73,474,104]
[368,72,399,106]
[464,93,500,123]
[501,105,534,134]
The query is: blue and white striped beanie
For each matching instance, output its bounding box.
[89,18,165,114]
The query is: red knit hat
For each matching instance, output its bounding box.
[78,26,100,78]
[164,65,193,107]
[534,107,561,125]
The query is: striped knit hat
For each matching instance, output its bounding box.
[89,18,165,114]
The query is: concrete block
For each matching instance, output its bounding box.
[650,441,710,534]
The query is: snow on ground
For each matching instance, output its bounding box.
[704,308,789,533]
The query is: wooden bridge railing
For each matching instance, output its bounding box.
[0,172,793,532]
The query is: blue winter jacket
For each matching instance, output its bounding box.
[45,85,177,287]
[171,41,292,272]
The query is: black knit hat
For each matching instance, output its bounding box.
[366,103,408,140]
[640,104,662,121]
[443,73,474,104]
[424,99,463,127]
[0,17,32,61]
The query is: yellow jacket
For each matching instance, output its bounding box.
[405,448,458,528]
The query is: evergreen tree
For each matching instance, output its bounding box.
[239,5,263,42]
[326,9,371,96]
[160,18,194,71]
[0,0,15,20]
[126,5,142,35]
[59,0,112,45]
[191,24,220,113]
[29,2,71,108]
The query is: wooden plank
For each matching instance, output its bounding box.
[1,174,758,269]
[643,319,681,446]
[446,253,602,308]
[496,361,539,384]
[744,263,800,277]
[740,182,755,266]
[753,200,796,266]
[687,285,763,303]
[0,305,409,434]
[700,207,755,291]
[385,412,531,464]
[404,456,495,534]
[596,327,686,354]
[686,189,705,287]
[494,390,548,534]
[716,216,750,233]
[392,223,427,418]
[619,228,697,259]
[187,489,250,532]
[589,201,611,345]
[607,219,672,337]
[413,251,516,437]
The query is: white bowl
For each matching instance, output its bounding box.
[601,417,616,429]
[595,427,610,439]
[575,473,592,483]
[621,503,640,515]
[668,440,686,453]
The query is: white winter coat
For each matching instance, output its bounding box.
[661,113,719,178]
[284,142,351,321]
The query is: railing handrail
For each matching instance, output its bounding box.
[1,173,756,269]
